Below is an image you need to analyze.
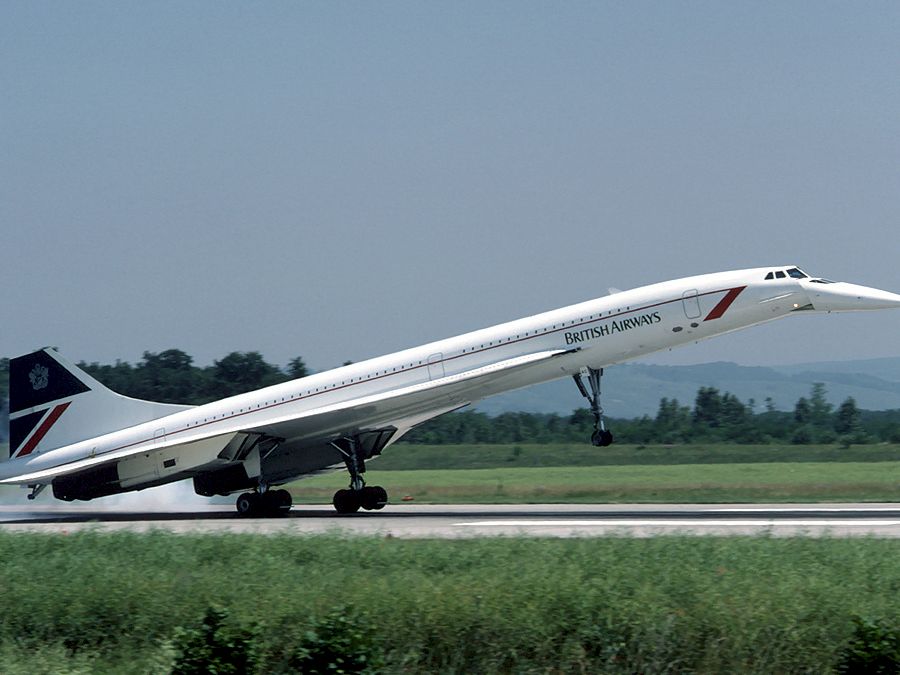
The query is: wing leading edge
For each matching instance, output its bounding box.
[243,348,572,442]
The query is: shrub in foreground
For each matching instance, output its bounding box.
[171,606,253,675]
[256,608,381,674]
[836,616,900,674]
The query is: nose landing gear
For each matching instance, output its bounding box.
[573,367,614,447]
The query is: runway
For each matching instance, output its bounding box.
[0,503,899,537]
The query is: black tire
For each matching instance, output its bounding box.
[333,489,360,514]
[600,430,614,447]
[359,485,388,511]
[362,486,388,510]
[235,492,258,516]
[260,489,293,516]
[273,489,293,512]
[372,485,388,510]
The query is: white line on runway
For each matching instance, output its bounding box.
[709,508,900,513]
[455,520,900,527]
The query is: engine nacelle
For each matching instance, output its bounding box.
[52,464,121,501]
[193,464,256,497]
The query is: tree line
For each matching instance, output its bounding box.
[2,351,899,445]
[77,349,310,404]
[403,383,900,446]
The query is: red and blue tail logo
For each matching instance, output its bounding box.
[8,350,90,459]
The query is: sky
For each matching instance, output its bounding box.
[2,1,898,373]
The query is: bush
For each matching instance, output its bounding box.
[171,607,254,675]
[836,616,900,674]
[255,608,381,674]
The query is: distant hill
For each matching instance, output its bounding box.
[778,357,900,383]
[474,357,900,417]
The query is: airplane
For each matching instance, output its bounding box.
[4,265,899,516]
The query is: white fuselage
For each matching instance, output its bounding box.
[5,265,899,496]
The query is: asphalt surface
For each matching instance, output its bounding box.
[0,503,899,537]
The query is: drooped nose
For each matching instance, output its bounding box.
[807,282,900,312]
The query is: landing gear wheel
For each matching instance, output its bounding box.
[261,489,293,516]
[591,429,614,447]
[273,488,293,512]
[235,492,260,516]
[333,488,361,514]
[359,485,388,511]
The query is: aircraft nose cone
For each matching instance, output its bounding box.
[808,282,900,312]
[878,291,900,308]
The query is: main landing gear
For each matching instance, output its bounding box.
[573,366,614,447]
[235,487,293,517]
[330,435,389,514]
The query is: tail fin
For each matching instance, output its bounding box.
[7,348,192,460]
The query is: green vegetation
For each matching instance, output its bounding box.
[402,384,900,446]
[838,616,900,673]
[293,442,900,504]
[75,349,308,404]
[0,532,897,673]
[374,442,900,470]
[292,460,900,503]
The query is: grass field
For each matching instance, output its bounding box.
[0,442,898,671]
[2,442,897,471]
[290,460,900,503]
[379,442,900,470]
[0,532,897,673]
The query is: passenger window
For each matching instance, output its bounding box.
[775,271,786,278]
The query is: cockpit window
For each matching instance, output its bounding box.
[765,267,811,280]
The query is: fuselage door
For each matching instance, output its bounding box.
[682,290,702,319]
[427,353,445,381]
